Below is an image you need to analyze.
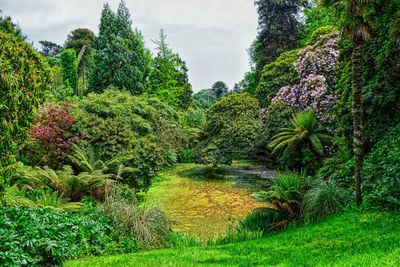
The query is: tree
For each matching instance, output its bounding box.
[0,11,26,40]
[269,111,331,158]
[39,40,63,57]
[65,28,95,89]
[148,30,193,109]
[193,88,218,109]
[211,81,229,99]
[251,0,306,85]
[65,28,95,55]
[60,49,78,94]
[236,68,257,95]
[321,0,382,207]
[194,93,261,165]
[0,32,50,196]
[89,1,151,95]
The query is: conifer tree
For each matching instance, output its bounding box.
[148,30,192,109]
[89,1,151,95]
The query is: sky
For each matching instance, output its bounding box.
[0,0,258,92]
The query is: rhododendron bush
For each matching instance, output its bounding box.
[271,32,339,125]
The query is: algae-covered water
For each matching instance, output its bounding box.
[143,163,273,240]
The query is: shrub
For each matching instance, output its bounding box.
[264,100,294,141]
[179,149,193,163]
[194,93,262,165]
[256,49,300,108]
[268,111,332,171]
[0,207,120,266]
[307,26,339,45]
[252,171,311,230]
[4,186,83,212]
[28,104,82,168]
[302,179,348,221]
[235,208,282,233]
[98,187,171,248]
[363,124,400,210]
[71,89,184,189]
[0,32,50,192]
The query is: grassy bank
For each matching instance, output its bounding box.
[66,211,400,266]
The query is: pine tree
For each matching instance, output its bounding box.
[89,1,151,95]
[212,81,229,99]
[148,30,192,109]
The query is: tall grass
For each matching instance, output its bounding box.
[302,179,348,221]
[98,184,171,249]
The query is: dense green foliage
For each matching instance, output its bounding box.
[0,12,25,40]
[256,49,299,107]
[269,111,331,171]
[0,32,50,194]
[0,207,119,266]
[71,89,185,189]
[193,88,218,109]
[250,0,305,84]
[195,94,261,165]
[363,124,400,210]
[211,81,229,99]
[148,30,193,110]
[61,49,78,93]
[65,28,95,55]
[89,2,151,95]
[2,0,400,265]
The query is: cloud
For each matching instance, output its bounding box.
[1,0,257,91]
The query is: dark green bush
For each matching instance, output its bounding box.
[363,124,400,210]
[71,89,185,189]
[264,100,293,141]
[194,93,262,165]
[0,207,135,266]
[256,49,299,108]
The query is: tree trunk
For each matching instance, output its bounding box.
[352,40,364,208]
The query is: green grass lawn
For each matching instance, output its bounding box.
[66,211,400,266]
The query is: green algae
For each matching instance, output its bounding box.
[143,163,269,240]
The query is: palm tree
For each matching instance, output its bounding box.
[269,110,331,158]
[321,0,382,207]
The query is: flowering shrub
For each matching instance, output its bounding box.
[272,31,339,126]
[30,104,81,168]
[295,32,339,84]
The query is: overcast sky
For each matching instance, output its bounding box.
[1,0,258,92]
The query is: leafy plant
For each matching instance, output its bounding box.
[29,103,82,169]
[194,93,261,165]
[363,123,400,210]
[318,141,352,180]
[0,207,121,266]
[269,111,331,159]
[4,186,83,212]
[14,164,113,201]
[302,179,348,221]
[0,31,50,194]
[252,171,311,230]
[98,188,171,248]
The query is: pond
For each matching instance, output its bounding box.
[143,163,274,240]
